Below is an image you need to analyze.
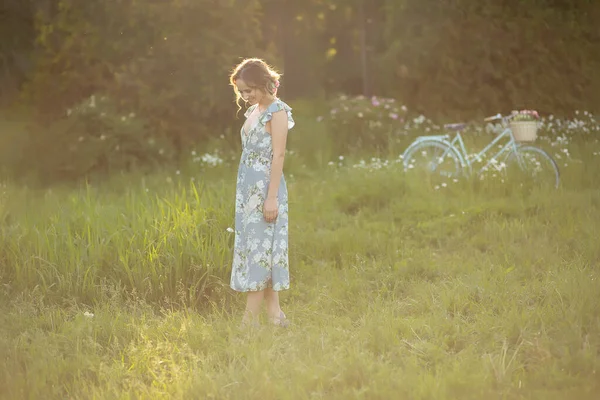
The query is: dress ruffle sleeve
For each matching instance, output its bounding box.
[260,99,295,130]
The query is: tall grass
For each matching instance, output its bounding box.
[0,110,599,398]
[0,174,238,308]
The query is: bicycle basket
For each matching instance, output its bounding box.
[509,121,538,142]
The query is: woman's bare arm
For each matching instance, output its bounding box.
[266,110,289,199]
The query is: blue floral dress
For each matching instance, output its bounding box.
[230,98,295,292]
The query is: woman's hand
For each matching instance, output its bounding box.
[263,196,278,223]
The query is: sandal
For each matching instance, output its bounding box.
[272,311,290,328]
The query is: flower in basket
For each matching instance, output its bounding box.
[511,109,540,122]
[510,109,540,141]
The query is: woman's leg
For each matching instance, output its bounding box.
[242,290,265,325]
[265,287,287,324]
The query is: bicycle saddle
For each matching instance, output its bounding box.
[444,123,467,131]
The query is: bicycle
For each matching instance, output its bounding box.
[401,113,560,189]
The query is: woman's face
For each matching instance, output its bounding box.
[235,79,265,106]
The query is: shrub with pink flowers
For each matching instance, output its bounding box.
[325,94,409,152]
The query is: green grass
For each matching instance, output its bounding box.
[0,114,600,398]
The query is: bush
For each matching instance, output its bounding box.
[325,94,409,153]
[23,95,175,182]
[24,0,266,157]
[374,0,600,119]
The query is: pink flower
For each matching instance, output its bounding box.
[520,109,540,119]
[389,113,399,120]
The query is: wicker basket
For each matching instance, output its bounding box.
[509,120,538,142]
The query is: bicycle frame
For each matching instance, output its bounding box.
[409,127,519,176]
[451,128,520,174]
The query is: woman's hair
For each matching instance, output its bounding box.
[229,58,281,113]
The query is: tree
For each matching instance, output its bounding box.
[25,0,267,150]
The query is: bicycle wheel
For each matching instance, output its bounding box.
[403,140,463,183]
[506,145,560,189]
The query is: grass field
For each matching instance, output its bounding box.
[0,110,599,399]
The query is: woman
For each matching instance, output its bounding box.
[228,58,295,327]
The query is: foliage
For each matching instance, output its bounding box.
[24,0,266,152]
[0,0,36,106]
[21,95,176,182]
[325,94,409,153]
[4,0,600,119]
[374,0,600,119]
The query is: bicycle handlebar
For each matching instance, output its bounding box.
[445,112,520,132]
[484,113,502,122]
[484,112,518,123]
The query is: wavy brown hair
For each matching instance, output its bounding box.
[229,58,281,113]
